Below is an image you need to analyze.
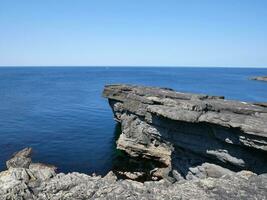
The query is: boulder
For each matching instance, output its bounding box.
[6,147,32,169]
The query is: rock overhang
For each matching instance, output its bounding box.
[103,84,267,180]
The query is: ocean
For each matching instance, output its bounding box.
[0,67,266,175]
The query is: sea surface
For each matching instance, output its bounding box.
[0,67,267,175]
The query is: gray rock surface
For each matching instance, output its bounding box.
[0,148,267,199]
[251,76,267,82]
[103,84,267,180]
[6,147,32,169]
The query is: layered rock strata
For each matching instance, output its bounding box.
[103,84,267,180]
[0,148,267,199]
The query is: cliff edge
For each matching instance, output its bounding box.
[103,84,267,180]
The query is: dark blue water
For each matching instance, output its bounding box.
[0,67,267,174]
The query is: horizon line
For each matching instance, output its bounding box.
[0,65,267,68]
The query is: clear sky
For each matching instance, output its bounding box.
[0,0,267,67]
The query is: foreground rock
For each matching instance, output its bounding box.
[103,84,267,180]
[0,148,267,199]
[6,147,32,169]
[251,76,267,82]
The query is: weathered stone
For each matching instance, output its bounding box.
[117,171,146,180]
[6,147,32,169]
[103,84,267,180]
[0,156,266,200]
[29,163,57,181]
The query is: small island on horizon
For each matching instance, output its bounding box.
[251,76,267,82]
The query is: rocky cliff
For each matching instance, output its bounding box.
[103,84,267,181]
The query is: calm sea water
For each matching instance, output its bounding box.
[0,67,267,174]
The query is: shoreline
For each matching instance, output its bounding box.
[0,147,266,199]
[1,84,266,199]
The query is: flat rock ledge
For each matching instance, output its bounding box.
[103,84,267,181]
[0,148,267,199]
[251,76,267,82]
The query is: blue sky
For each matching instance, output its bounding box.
[0,0,267,67]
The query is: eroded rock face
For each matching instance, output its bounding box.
[0,148,266,199]
[6,147,32,169]
[103,84,267,180]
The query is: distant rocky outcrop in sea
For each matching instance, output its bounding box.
[251,76,267,82]
[1,84,267,199]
